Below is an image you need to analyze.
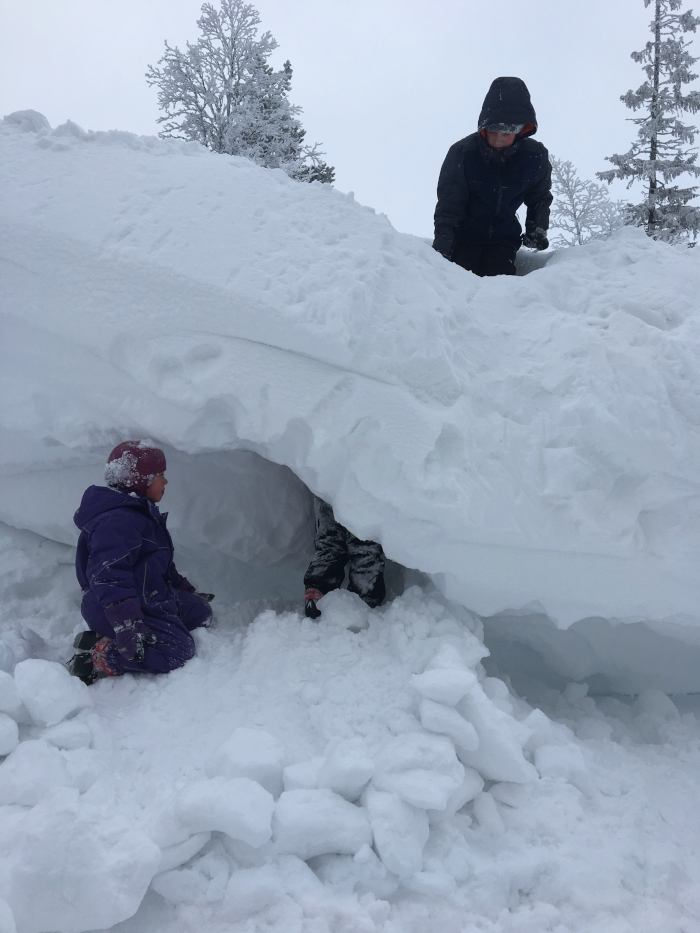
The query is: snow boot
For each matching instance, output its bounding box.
[304,588,323,620]
[66,630,101,685]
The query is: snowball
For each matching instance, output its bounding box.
[177,777,274,848]
[205,727,285,798]
[411,668,477,706]
[282,757,322,791]
[0,673,24,722]
[372,732,465,810]
[0,740,71,805]
[6,787,160,933]
[13,659,91,726]
[42,720,92,750]
[157,832,212,874]
[362,786,429,878]
[456,684,538,783]
[273,788,372,860]
[317,738,374,801]
[419,698,479,751]
[0,715,18,757]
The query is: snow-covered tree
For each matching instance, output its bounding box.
[146,0,334,183]
[597,0,700,242]
[550,158,625,247]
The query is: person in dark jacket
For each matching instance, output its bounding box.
[68,440,213,684]
[304,498,385,619]
[433,76,552,277]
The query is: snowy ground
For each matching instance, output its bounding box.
[1,111,700,932]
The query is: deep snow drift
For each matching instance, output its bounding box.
[1,111,700,933]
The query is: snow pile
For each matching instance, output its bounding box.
[2,111,700,641]
[2,111,700,931]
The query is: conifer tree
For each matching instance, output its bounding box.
[597,0,700,242]
[550,158,624,246]
[146,0,334,183]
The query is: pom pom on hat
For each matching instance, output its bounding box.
[105,440,166,496]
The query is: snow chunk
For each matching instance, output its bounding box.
[456,683,538,783]
[273,788,372,859]
[205,727,285,798]
[3,110,50,133]
[534,744,588,784]
[372,732,465,810]
[419,698,479,751]
[317,738,374,801]
[176,777,274,848]
[282,757,322,792]
[222,864,281,922]
[157,832,212,874]
[13,659,90,726]
[427,767,484,824]
[0,740,71,805]
[0,715,18,757]
[42,720,92,750]
[362,786,429,878]
[411,667,477,705]
[4,787,160,933]
[0,674,23,722]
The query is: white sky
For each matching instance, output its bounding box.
[1,0,695,237]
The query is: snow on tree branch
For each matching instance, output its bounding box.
[550,158,625,247]
[146,0,334,184]
[597,0,700,243]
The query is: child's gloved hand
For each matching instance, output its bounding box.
[522,226,549,250]
[197,592,215,602]
[112,618,156,662]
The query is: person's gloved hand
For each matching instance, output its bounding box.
[522,226,549,250]
[112,618,156,662]
[432,235,453,261]
[197,592,215,603]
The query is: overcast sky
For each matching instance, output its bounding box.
[1,0,692,237]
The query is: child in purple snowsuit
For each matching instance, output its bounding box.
[69,441,213,684]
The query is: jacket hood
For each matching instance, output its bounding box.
[478,77,537,137]
[74,485,150,530]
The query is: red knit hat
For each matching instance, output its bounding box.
[105,441,166,496]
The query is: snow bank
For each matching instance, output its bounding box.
[2,111,699,641]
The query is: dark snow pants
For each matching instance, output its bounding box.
[83,589,211,675]
[304,498,385,608]
[452,241,518,277]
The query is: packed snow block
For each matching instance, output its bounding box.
[317,738,374,801]
[177,777,274,848]
[282,757,322,791]
[157,831,212,874]
[427,767,484,824]
[0,901,15,933]
[205,727,285,798]
[362,786,429,878]
[13,659,90,726]
[273,788,372,860]
[0,673,24,722]
[0,715,18,758]
[0,740,72,806]
[411,668,477,706]
[6,787,160,933]
[455,684,538,784]
[419,698,479,752]
[372,732,465,810]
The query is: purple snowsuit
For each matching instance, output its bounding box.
[74,485,211,675]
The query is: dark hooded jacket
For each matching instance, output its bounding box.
[74,485,194,632]
[433,77,552,257]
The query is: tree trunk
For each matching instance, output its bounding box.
[648,0,662,231]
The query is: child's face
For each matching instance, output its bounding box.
[486,129,516,150]
[146,473,168,503]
